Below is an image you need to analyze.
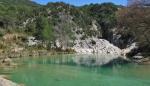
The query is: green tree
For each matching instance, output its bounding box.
[42,19,53,41]
[35,16,53,41]
[88,3,118,40]
[117,2,150,53]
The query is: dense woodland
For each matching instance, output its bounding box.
[0,0,149,55]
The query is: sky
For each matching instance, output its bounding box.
[32,0,127,6]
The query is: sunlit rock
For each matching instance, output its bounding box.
[0,76,19,86]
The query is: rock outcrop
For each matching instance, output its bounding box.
[73,38,121,56]
[72,37,138,66]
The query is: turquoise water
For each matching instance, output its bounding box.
[0,54,150,86]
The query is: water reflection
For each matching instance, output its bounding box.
[19,54,119,66]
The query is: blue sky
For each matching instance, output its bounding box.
[32,0,127,6]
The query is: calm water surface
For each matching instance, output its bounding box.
[0,54,150,86]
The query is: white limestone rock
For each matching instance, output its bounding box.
[0,76,19,86]
[73,38,122,57]
[72,37,138,66]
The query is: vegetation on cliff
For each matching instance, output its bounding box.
[0,0,149,56]
[117,1,150,55]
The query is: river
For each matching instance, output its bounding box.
[0,54,150,86]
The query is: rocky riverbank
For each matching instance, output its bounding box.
[0,49,52,66]
[0,75,20,86]
[0,35,148,66]
[0,38,145,66]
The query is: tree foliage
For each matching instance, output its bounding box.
[35,16,53,41]
[83,3,118,39]
[117,1,150,52]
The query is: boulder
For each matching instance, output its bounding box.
[2,58,12,66]
[133,55,144,59]
[0,76,19,86]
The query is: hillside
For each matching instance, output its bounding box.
[0,0,39,30]
[0,0,149,60]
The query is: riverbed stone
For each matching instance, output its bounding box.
[0,76,19,86]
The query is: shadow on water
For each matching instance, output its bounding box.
[102,58,130,68]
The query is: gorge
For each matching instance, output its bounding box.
[0,0,150,86]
